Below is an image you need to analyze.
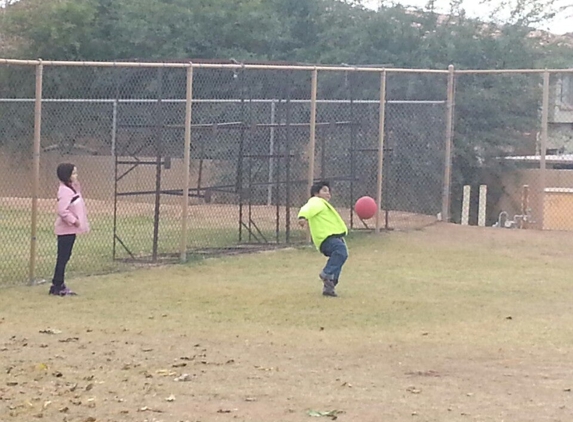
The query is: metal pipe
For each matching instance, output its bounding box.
[375,70,387,234]
[180,65,194,262]
[442,64,456,222]
[28,60,43,284]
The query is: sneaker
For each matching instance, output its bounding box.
[322,279,338,297]
[319,273,338,287]
[49,285,77,297]
[59,287,78,296]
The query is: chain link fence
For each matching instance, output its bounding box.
[8,61,571,286]
[0,63,36,286]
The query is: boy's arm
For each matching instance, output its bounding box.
[297,198,326,221]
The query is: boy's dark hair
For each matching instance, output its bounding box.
[310,181,330,197]
[57,163,76,192]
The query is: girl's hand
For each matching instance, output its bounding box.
[73,220,80,227]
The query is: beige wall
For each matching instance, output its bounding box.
[0,152,221,205]
[498,169,573,230]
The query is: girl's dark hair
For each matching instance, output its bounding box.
[57,163,76,192]
[310,181,330,197]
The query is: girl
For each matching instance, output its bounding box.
[49,163,89,296]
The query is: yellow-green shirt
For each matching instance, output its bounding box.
[298,197,348,250]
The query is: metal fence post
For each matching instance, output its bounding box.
[180,64,194,263]
[442,64,455,222]
[375,69,387,234]
[28,59,43,284]
[306,68,318,243]
[539,69,550,230]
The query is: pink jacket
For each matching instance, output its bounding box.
[54,182,90,236]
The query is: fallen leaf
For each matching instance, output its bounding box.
[165,394,176,402]
[307,409,344,419]
[217,409,237,413]
[39,329,62,335]
[406,386,422,394]
[138,406,163,413]
[180,356,194,361]
[59,338,79,343]
[174,374,191,382]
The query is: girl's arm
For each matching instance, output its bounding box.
[57,188,78,226]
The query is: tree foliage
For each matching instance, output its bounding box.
[1,0,572,221]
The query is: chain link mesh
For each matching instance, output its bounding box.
[0,64,36,285]
[7,63,568,286]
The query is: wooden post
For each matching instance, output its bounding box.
[442,65,455,222]
[539,70,550,230]
[478,185,487,227]
[29,60,43,284]
[521,184,530,229]
[375,69,387,234]
[179,64,194,263]
[461,185,470,226]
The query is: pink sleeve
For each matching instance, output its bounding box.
[57,187,78,226]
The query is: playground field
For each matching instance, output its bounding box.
[1,224,572,421]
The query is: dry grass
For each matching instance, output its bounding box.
[1,224,573,421]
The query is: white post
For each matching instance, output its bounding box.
[267,100,276,206]
[461,185,470,226]
[478,185,487,227]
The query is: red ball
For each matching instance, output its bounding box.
[354,196,377,220]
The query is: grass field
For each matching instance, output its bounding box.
[0,197,433,286]
[1,224,572,421]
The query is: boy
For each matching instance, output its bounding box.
[298,181,348,297]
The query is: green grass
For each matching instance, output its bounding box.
[1,225,572,421]
[0,207,242,286]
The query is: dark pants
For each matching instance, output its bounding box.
[320,236,348,284]
[51,234,76,289]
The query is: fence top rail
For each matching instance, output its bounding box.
[0,58,449,73]
[1,58,572,74]
[455,68,573,74]
[0,98,447,104]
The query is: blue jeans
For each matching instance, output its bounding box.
[320,236,348,283]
